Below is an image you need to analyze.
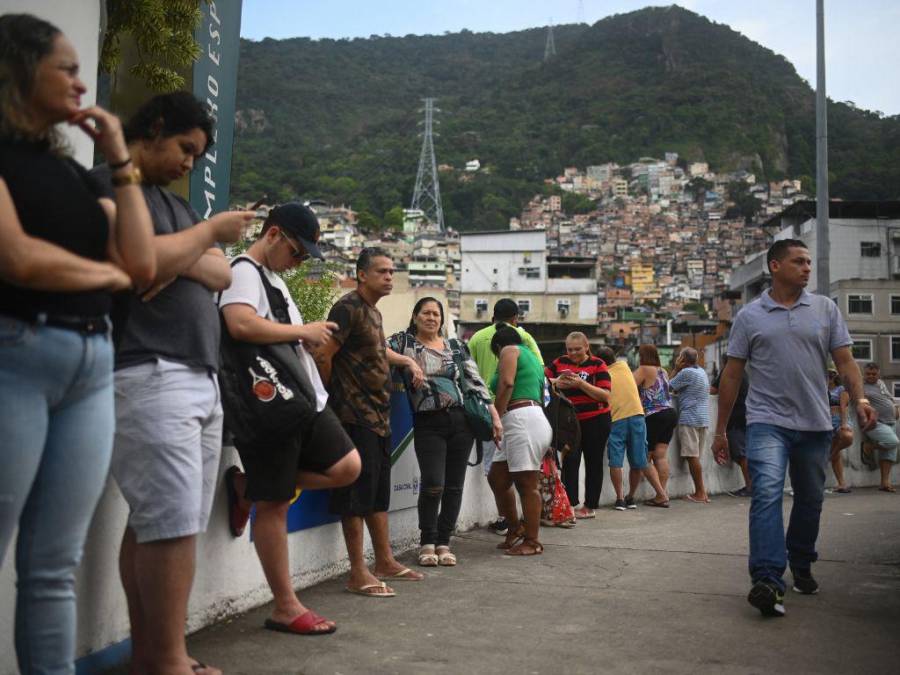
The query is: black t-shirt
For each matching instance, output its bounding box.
[0,138,110,319]
[713,370,749,430]
[91,164,221,371]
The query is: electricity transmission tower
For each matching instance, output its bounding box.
[544,21,556,61]
[410,98,445,232]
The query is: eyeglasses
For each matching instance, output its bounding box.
[280,231,310,261]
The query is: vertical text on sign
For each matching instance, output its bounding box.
[190,1,243,219]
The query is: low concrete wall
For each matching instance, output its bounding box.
[1,400,897,674]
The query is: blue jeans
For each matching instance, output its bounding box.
[0,316,115,675]
[746,423,831,592]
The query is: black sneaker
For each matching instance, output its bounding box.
[791,568,819,595]
[614,499,627,511]
[624,495,637,509]
[728,486,752,498]
[488,518,509,536]
[747,580,786,617]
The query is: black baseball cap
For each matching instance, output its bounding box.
[267,202,324,260]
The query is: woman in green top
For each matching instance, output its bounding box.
[488,325,553,555]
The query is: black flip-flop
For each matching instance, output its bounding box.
[643,498,670,508]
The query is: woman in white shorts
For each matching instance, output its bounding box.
[487,325,553,555]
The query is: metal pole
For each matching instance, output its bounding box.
[815,0,830,295]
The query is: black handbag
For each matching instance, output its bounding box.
[448,338,494,443]
[544,388,582,457]
[218,257,318,447]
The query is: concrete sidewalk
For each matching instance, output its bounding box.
[115,488,900,674]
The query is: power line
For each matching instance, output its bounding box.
[544,20,557,61]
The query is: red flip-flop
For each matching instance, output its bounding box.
[224,466,251,537]
[264,610,336,635]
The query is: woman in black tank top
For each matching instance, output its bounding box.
[0,14,155,673]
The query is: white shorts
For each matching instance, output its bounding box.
[111,359,223,543]
[494,405,553,473]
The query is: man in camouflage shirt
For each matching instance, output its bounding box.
[318,248,424,596]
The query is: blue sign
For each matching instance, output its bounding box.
[280,380,418,534]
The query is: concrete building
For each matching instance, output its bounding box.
[830,279,900,394]
[630,263,657,296]
[729,201,900,303]
[458,230,597,345]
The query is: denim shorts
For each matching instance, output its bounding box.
[607,415,648,469]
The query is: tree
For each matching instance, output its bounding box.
[384,206,404,231]
[682,301,708,319]
[562,192,596,214]
[101,0,204,92]
[282,260,343,323]
[356,210,380,230]
[688,177,713,206]
[726,181,762,224]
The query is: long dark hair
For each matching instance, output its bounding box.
[490,323,523,356]
[0,14,63,145]
[407,296,445,335]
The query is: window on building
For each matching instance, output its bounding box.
[892,336,900,362]
[517,299,531,316]
[893,382,900,398]
[517,266,541,279]
[850,337,873,361]
[891,295,900,315]
[848,294,873,315]
[860,242,881,257]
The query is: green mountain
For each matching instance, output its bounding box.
[231,5,900,230]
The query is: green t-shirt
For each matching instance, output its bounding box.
[489,346,545,403]
[467,324,543,398]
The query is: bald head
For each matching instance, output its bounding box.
[680,347,699,366]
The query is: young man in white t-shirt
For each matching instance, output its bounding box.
[219,203,361,635]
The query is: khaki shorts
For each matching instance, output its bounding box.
[678,425,708,458]
[112,359,223,543]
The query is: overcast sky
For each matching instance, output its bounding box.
[240,1,900,116]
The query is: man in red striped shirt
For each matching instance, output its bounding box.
[545,332,612,519]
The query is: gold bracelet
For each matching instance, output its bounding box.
[111,167,142,187]
[857,398,870,405]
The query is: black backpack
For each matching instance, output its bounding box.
[545,389,581,458]
[218,257,318,447]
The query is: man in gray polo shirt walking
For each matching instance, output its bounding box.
[713,239,876,618]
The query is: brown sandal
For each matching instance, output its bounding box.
[504,538,543,556]
[496,523,525,550]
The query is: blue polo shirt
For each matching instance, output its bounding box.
[727,289,852,431]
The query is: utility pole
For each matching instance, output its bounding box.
[544,21,557,61]
[815,0,830,295]
[410,98,445,232]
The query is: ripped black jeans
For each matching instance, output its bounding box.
[413,407,474,546]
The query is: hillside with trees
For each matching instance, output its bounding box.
[231,5,900,230]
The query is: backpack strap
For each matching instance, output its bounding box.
[225,256,292,325]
